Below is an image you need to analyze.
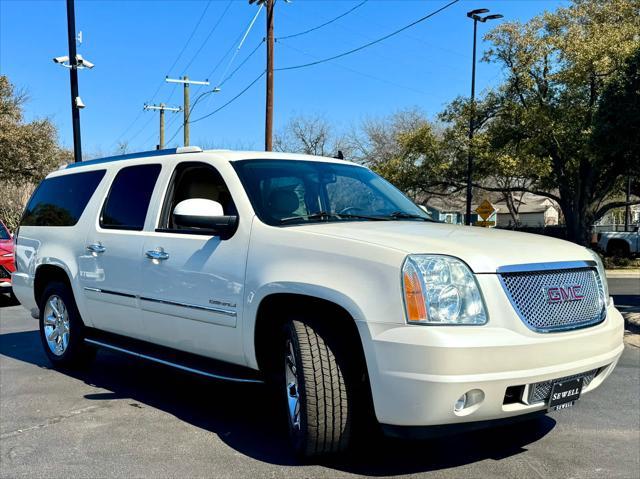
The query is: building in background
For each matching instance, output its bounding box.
[494,194,560,228]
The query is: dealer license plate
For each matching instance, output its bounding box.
[548,377,584,410]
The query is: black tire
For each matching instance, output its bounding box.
[607,241,630,258]
[282,317,353,458]
[39,281,94,368]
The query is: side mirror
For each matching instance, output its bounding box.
[173,198,238,238]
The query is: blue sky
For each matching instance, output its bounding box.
[1,0,566,156]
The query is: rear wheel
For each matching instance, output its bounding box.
[39,282,94,368]
[607,240,630,258]
[282,318,353,458]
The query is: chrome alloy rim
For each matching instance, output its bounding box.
[285,339,301,431]
[43,295,70,356]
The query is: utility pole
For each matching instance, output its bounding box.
[66,0,82,162]
[166,76,209,147]
[144,103,181,149]
[249,0,274,151]
[464,9,503,225]
[265,0,274,151]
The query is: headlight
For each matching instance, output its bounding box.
[588,249,610,307]
[402,255,487,325]
[1,253,12,257]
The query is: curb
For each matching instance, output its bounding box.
[606,270,640,278]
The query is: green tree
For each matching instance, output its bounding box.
[479,0,640,244]
[0,75,71,229]
[349,109,449,202]
[592,47,640,189]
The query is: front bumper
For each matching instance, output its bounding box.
[356,303,624,427]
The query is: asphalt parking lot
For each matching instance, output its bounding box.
[1,289,639,478]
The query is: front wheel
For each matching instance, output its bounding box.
[282,318,353,458]
[39,282,94,368]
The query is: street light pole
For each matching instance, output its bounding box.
[66,0,82,162]
[465,17,479,225]
[465,9,503,225]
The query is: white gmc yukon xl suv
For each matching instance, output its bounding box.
[13,147,624,458]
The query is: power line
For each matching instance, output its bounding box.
[125,114,155,146]
[191,71,265,124]
[165,70,266,146]
[114,1,230,148]
[179,0,234,76]
[277,39,429,96]
[275,0,461,72]
[164,88,220,145]
[165,1,213,76]
[277,0,368,40]
[192,8,264,110]
[219,39,264,87]
[162,0,235,107]
[164,9,264,141]
[214,4,264,88]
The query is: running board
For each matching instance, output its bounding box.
[84,328,263,384]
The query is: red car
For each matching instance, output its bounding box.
[0,220,16,299]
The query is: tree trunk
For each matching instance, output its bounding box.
[562,202,592,246]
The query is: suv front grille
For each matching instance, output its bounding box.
[499,266,605,333]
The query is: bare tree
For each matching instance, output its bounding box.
[274,114,351,158]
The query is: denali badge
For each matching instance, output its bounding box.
[544,284,585,304]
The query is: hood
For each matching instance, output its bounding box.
[291,221,592,273]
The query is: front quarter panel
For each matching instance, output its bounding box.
[242,219,407,368]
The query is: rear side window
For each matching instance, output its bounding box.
[21,170,106,227]
[100,164,161,231]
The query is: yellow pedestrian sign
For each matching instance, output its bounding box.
[475,199,496,221]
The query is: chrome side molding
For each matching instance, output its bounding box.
[139,296,236,317]
[83,287,236,317]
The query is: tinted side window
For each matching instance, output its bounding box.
[101,164,161,231]
[21,170,106,227]
[158,162,237,231]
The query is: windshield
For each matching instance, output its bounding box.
[0,223,9,240]
[232,159,432,226]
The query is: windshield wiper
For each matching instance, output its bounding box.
[384,211,436,222]
[279,212,336,224]
[336,213,390,221]
[279,212,389,224]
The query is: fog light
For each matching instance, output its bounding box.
[454,393,467,412]
[454,389,485,415]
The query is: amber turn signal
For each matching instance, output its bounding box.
[403,267,428,323]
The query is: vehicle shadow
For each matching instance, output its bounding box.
[0,328,557,475]
[0,294,19,308]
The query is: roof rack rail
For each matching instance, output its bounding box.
[65,146,203,169]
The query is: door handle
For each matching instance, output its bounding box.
[86,243,106,254]
[145,248,170,261]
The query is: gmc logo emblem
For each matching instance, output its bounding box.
[545,284,585,304]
